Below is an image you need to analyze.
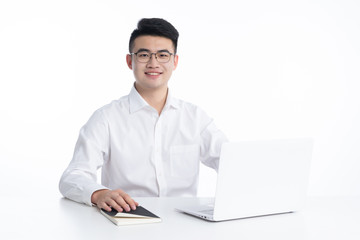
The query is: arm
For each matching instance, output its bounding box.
[200,119,228,171]
[59,109,138,211]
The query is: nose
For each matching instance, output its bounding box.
[146,53,159,68]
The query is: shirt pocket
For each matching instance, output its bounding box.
[170,144,200,178]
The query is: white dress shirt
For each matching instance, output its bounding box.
[59,86,228,206]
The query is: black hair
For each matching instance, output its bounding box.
[129,18,179,54]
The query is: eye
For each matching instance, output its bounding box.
[137,52,150,58]
[157,52,170,59]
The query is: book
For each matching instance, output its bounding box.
[100,206,162,226]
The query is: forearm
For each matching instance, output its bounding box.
[59,169,108,206]
[200,120,228,171]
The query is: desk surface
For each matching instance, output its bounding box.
[1,195,360,240]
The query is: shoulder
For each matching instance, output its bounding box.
[175,97,205,112]
[96,95,129,113]
[174,97,212,121]
[87,95,129,124]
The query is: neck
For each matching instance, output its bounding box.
[134,83,168,115]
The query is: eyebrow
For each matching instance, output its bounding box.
[135,48,171,53]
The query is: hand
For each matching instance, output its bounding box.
[91,189,139,212]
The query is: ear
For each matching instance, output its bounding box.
[173,54,179,70]
[126,54,133,70]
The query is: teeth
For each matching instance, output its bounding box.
[146,72,160,75]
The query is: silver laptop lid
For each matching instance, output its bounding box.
[213,138,313,221]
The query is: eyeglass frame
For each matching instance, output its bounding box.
[129,49,175,63]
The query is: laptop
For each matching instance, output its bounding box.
[176,138,313,221]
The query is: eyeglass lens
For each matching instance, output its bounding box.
[135,51,172,63]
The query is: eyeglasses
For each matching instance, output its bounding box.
[130,50,174,63]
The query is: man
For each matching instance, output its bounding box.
[59,18,227,213]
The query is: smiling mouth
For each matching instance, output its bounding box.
[145,72,162,76]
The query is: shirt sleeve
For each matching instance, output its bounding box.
[199,118,228,172]
[59,109,110,206]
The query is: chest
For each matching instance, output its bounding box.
[108,108,202,152]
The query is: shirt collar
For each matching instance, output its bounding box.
[128,84,180,114]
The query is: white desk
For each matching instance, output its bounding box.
[1,195,360,240]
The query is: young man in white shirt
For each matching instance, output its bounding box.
[59,18,227,213]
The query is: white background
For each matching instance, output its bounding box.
[0,0,359,199]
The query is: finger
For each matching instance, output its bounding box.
[98,202,112,212]
[123,194,138,210]
[107,198,124,212]
[114,195,131,212]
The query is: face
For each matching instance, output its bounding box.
[126,35,178,92]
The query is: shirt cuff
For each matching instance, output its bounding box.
[83,183,109,206]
